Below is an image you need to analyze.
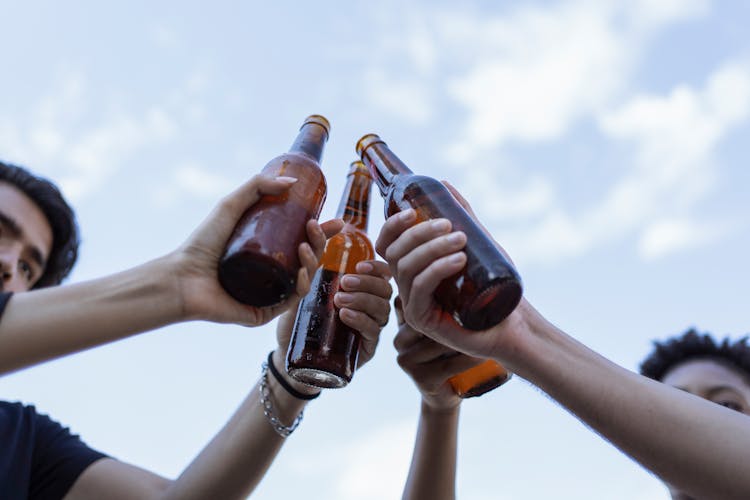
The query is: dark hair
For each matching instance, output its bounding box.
[640,328,750,382]
[0,161,79,288]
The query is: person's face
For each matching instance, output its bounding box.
[661,358,750,499]
[0,181,53,292]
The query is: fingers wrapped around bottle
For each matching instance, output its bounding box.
[294,218,344,298]
[334,260,393,368]
[377,213,469,335]
[393,297,483,409]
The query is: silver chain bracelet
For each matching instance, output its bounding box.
[260,359,304,437]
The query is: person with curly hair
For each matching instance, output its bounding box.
[0,160,393,499]
[378,181,750,500]
[640,329,750,499]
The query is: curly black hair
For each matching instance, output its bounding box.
[0,161,80,288]
[640,328,750,382]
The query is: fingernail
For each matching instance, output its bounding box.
[447,232,465,244]
[398,209,416,221]
[342,275,361,288]
[356,262,373,273]
[277,176,298,183]
[335,292,353,304]
[449,253,465,264]
[432,219,451,231]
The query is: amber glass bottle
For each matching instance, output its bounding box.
[286,161,375,388]
[356,133,522,329]
[357,133,521,397]
[219,115,329,307]
[448,360,512,398]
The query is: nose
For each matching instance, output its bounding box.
[0,247,23,292]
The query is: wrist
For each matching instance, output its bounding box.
[491,298,564,380]
[160,251,196,322]
[420,398,460,417]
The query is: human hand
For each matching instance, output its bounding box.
[375,191,531,364]
[393,297,485,411]
[172,174,343,327]
[275,259,393,369]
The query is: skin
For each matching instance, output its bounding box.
[376,182,750,500]
[394,297,488,500]
[0,175,393,499]
[0,182,53,292]
[661,359,750,500]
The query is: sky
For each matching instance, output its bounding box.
[1,0,749,498]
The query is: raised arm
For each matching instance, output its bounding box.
[0,175,342,375]
[65,260,392,500]
[394,297,487,500]
[377,200,750,500]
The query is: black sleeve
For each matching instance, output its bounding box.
[0,292,12,320]
[29,410,109,500]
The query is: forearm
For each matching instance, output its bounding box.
[503,303,750,500]
[0,255,183,375]
[161,350,313,500]
[402,402,459,500]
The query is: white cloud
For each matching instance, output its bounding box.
[464,59,750,265]
[444,0,710,161]
[59,108,178,200]
[151,164,236,207]
[637,218,722,260]
[357,10,439,125]
[0,70,212,203]
[351,0,739,264]
[600,62,750,172]
[363,68,434,124]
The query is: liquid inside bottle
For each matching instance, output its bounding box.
[286,161,374,388]
[357,133,520,397]
[218,115,329,307]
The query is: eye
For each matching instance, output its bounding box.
[716,400,743,412]
[18,260,33,282]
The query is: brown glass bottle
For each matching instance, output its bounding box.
[356,133,522,330]
[357,133,521,397]
[286,161,375,388]
[218,116,329,307]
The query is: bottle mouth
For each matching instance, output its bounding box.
[348,160,372,178]
[302,115,331,139]
[355,133,385,157]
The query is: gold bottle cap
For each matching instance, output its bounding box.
[302,115,331,139]
[348,160,372,178]
[355,133,386,157]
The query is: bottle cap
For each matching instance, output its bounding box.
[302,115,331,140]
[348,160,371,178]
[355,133,385,157]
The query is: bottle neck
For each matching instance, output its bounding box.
[359,141,413,197]
[289,121,328,163]
[335,170,372,231]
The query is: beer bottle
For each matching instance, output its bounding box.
[449,360,512,398]
[219,115,329,307]
[357,133,521,397]
[286,161,375,388]
[356,133,522,330]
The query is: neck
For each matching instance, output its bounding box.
[336,171,372,231]
[289,120,329,162]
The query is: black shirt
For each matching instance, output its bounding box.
[0,292,108,499]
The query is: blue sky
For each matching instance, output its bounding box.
[1,0,749,498]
